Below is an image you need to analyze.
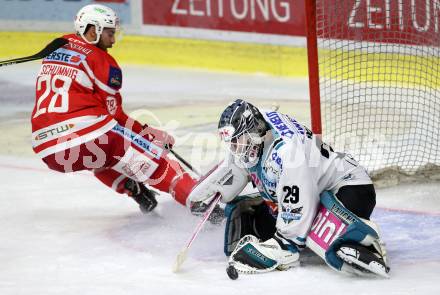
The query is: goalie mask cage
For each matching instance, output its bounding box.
[306,0,440,183]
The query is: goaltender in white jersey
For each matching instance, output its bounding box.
[188,99,389,278]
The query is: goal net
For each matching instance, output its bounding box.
[308,0,440,184]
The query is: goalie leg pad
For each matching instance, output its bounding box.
[224,194,276,256]
[306,191,390,278]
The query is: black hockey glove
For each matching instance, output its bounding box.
[124,179,158,213]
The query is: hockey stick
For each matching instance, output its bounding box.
[0,37,68,67]
[172,192,222,273]
[170,149,201,177]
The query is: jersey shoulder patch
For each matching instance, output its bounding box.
[108,66,122,89]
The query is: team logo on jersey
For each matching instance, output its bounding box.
[44,48,86,66]
[108,67,122,89]
[281,206,303,224]
[106,96,117,115]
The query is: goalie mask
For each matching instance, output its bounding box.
[74,4,121,45]
[218,99,268,167]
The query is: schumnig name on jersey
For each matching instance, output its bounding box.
[39,64,79,80]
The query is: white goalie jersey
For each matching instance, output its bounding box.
[244,110,372,245]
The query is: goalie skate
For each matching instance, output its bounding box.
[336,244,390,278]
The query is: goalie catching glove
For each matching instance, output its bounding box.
[229,232,301,274]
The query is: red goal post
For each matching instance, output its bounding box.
[305,0,440,183]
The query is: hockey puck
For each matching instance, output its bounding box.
[226,265,239,280]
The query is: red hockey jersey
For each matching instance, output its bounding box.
[31,34,143,158]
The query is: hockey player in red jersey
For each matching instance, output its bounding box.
[31,4,197,212]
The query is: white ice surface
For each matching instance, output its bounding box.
[1,156,439,295]
[0,64,439,295]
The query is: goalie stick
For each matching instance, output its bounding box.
[0,38,68,67]
[172,192,222,273]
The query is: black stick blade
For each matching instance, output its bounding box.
[35,38,69,59]
[0,37,68,67]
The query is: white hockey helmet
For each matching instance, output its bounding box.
[74,4,120,44]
